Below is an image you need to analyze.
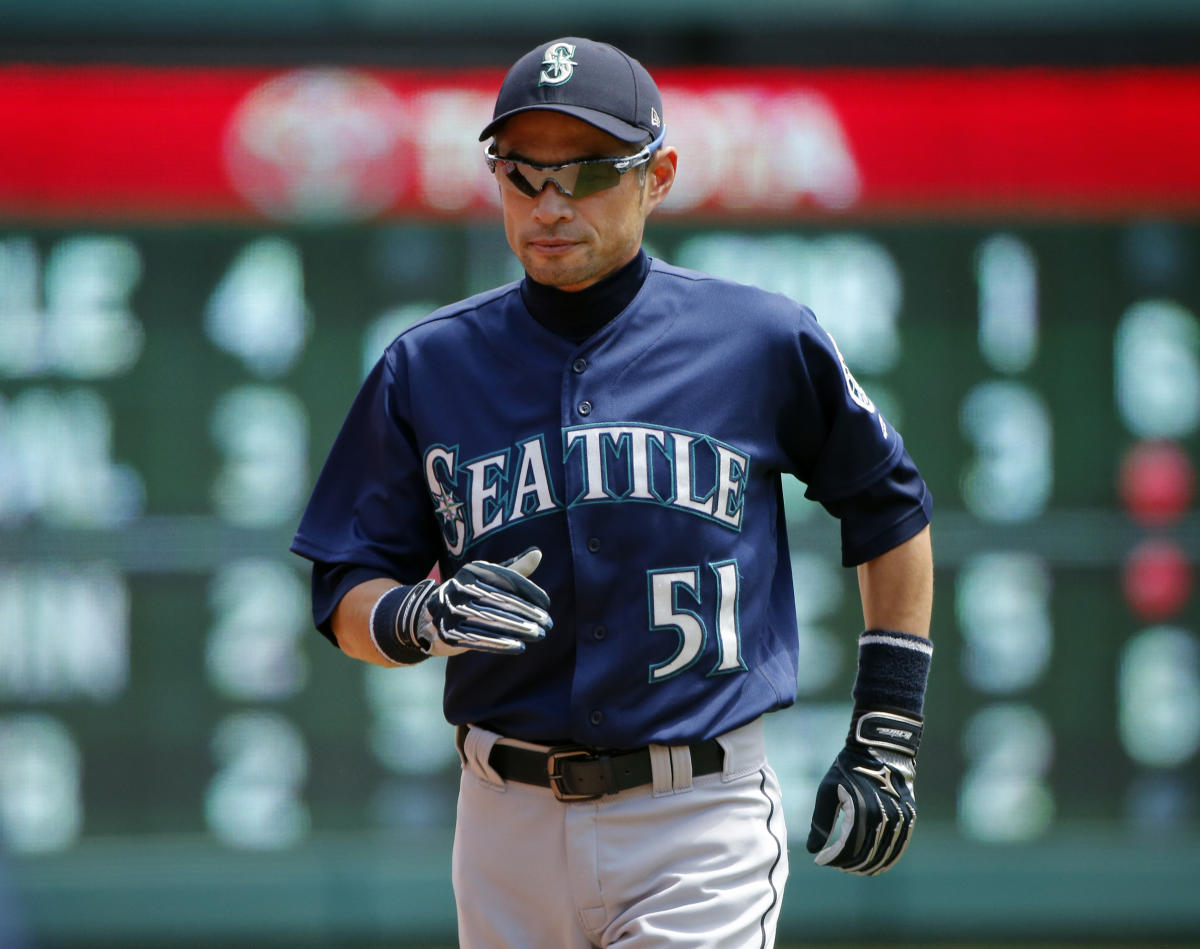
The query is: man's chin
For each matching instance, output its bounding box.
[523,259,596,292]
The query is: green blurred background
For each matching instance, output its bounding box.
[2,3,1200,947]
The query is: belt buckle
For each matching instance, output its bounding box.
[546,746,603,802]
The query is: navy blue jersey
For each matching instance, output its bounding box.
[291,259,931,747]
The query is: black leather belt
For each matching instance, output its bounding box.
[487,738,725,802]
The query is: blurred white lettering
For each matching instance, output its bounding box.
[0,563,129,702]
[0,387,145,527]
[0,235,144,379]
[662,88,860,213]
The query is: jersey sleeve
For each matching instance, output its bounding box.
[819,449,932,566]
[780,315,902,497]
[306,561,394,645]
[290,346,441,590]
[778,311,931,564]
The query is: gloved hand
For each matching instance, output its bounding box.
[374,548,552,660]
[806,707,922,875]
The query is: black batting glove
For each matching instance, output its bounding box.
[372,548,552,661]
[806,707,922,876]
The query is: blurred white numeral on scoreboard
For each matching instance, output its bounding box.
[204,237,311,377]
[205,711,309,849]
[209,384,309,526]
[956,552,1052,694]
[1118,626,1200,768]
[959,381,1052,522]
[206,559,310,701]
[975,234,1038,374]
[0,714,82,853]
[1114,299,1200,439]
[0,235,144,379]
[959,703,1055,842]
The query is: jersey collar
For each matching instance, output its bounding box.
[521,250,651,345]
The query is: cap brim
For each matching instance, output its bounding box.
[479,104,650,143]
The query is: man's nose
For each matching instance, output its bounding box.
[531,180,574,221]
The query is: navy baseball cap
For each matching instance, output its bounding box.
[479,38,663,145]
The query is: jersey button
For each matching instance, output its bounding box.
[593,625,607,641]
[590,710,604,726]
[587,537,601,553]
[572,357,589,374]
[578,400,593,416]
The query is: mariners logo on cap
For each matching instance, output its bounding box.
[539,42,577,86]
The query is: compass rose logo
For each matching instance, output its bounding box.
[431,484,465,535]
[539,43,577,86]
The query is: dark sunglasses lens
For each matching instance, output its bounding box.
[504,165,540,197]
[570,164,621,198]
[498,158,623,199]
[505,163,573,197]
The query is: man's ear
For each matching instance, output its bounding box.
[644,146,678,212]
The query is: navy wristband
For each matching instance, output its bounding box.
[368,584,430,665]
[852,628,932,717]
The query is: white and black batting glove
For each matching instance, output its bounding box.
[370,548,552,661]
[806,707,923,876]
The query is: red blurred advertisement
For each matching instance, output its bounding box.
[2,64,1198,221]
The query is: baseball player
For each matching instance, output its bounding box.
[292,37,934,949]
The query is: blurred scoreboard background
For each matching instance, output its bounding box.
[2,57,1200,947]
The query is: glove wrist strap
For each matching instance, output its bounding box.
[852,708,923,756]
[368,581,437,665]
[852,628,932,717]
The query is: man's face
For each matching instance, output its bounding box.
[491,110,675,292]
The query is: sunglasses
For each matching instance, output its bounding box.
[484,127,666,199]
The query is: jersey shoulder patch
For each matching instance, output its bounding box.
[826,332,877,414]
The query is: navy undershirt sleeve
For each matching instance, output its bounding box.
[309,561,394,645]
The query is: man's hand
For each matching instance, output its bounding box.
[400,548,553,657]
[806,708,922,875]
